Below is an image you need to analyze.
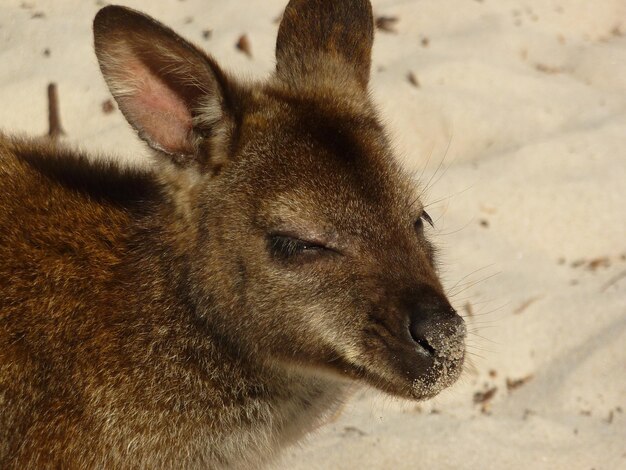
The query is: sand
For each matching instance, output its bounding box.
[1,0,624,468]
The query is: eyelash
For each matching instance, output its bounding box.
[270,212,433,260]
[268,235,326,259]
[415,211,434,231]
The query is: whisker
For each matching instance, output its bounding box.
[410,134,454,209]
[453,297,502,308]
[446,264,496,293]
[467,326,498,332]
[462,361,479,375]
[467,332,499,345]
[464,344,496,354]
[469,302,511,318]
[424,183,475,209]
[448,271,502,298]
[464,351,486,360]
[434,217,477,236]
[414,139,437,186]
[420,135,454,197]
[418,140,458,205]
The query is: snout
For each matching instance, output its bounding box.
[356,283,467,401]
[408,290,466,363]
[398,285,466,398]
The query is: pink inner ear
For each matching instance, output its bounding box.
[120,58,195,156]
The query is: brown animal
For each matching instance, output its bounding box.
[0,1,466,468]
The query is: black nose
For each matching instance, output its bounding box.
[408,287,465,357]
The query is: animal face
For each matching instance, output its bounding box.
[94,0,465,400]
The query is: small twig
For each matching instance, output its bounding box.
[47,83,65,139]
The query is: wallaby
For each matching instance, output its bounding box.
[0,0,466,468]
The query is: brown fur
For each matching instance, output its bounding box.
[0,1,465,468]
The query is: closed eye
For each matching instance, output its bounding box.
[267,234,329,260]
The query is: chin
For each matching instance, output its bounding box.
[355,333,466,401]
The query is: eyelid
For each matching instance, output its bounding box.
[267,232,343,259]
[268,231,329,249]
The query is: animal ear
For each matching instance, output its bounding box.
[94,6,235,169]
[275,0,374,90]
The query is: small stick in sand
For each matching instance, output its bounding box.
[513,295,544,314]
[342,426,367,437]
[47,83,65,139]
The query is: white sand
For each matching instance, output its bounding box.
[1,0,624,468]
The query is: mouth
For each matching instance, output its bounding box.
[358,318,466,400]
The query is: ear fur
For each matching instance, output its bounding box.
[275,0,374,91]
[93,6,235,169]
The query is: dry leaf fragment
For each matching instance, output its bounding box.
[587,257,610,271]
[375,16,399,33]
[506,375,534,391]
[473,386,497,405]
[535,63,564,74]
[407,72,420,88]
[236,34,252,58]
[101,99,115,114]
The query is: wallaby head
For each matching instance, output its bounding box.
[93,0,465,401]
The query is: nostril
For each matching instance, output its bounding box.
[414,336,436,356]
[409,326,437,356]
[407,286,463,357]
